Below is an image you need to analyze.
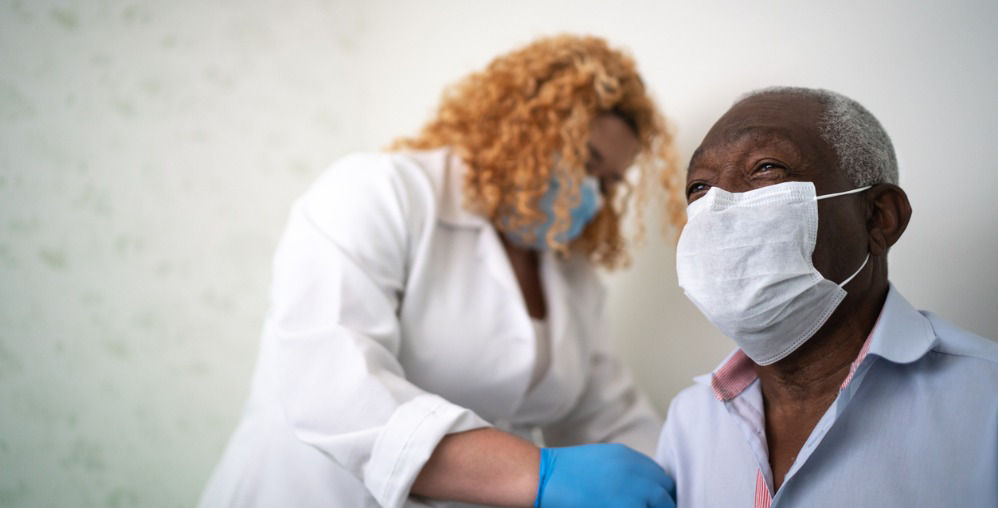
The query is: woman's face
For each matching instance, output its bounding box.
[586,113,641,194]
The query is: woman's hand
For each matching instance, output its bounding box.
[535,443,676,508]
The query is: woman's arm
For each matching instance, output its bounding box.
[412,428,677,508]
[271,154,492,508]
[412,428,540,507]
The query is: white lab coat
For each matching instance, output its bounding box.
[199,148,661,508]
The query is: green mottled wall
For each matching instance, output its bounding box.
[2,1,996,507]
[0,2,367,506]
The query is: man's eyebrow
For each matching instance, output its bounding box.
[687,127,803,171]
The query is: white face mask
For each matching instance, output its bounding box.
[676,181,870,365]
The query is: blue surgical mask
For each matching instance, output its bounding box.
[504,174,603,250]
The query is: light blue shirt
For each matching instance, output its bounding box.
[656,285,998,507]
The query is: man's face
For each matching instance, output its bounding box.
[685,93,869,285]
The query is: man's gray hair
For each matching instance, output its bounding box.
[740,87,898,186]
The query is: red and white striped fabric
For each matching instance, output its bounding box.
[754,469,771,508]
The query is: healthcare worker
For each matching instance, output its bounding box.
[199,35,684,507]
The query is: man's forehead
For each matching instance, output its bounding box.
[690,127,806,165]
[715,94,823,138]
[690,94,828,167]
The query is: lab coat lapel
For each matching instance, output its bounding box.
[427,147,586,422]
[510,252,588,423]
[435,149,490,229]
[476,226,524,302]
[439,153,535,418]
[433,149,523,303]
[542,252,586,394]
[541,251,571,363]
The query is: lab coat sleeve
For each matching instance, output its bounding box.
[541,283,662,456]
[269,153,490,508]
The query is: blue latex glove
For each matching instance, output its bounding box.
[534,443,676,508]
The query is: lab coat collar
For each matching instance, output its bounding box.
[397,147,491,228]
[436,148,491,228]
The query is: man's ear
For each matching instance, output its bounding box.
[867,183,912,256]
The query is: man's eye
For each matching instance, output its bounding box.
[756,162,783,173]
[687,182,709,200]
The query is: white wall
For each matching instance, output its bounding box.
[1,1,995,506]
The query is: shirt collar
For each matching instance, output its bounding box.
[698,283,938,401]
[704,349,757,401]
[397,147,490,229]
[436,148,490,228]
[865,284,938,364]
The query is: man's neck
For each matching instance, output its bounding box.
[754,280,889,491]
[754,327,864,405]
[754,281,888,401]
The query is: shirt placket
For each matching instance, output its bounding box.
[722,354,879,508]
[722,380,774,508]
[771,355,879,506]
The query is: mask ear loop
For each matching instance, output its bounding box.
[838,253,870,288]
[815,185,872,201]
[816,185,873,288]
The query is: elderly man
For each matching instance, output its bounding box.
[656,87,998,507]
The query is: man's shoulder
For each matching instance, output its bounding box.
[923,311,998,365]
[671,381,716,408]
[876,286,997,373]
[918,313,998,399]
[662,381,725,429]
[656,378,748,469]
[881,307,998,408]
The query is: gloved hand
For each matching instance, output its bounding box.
[534,443,676,508]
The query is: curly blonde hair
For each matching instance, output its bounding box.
[392,34,683,269]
